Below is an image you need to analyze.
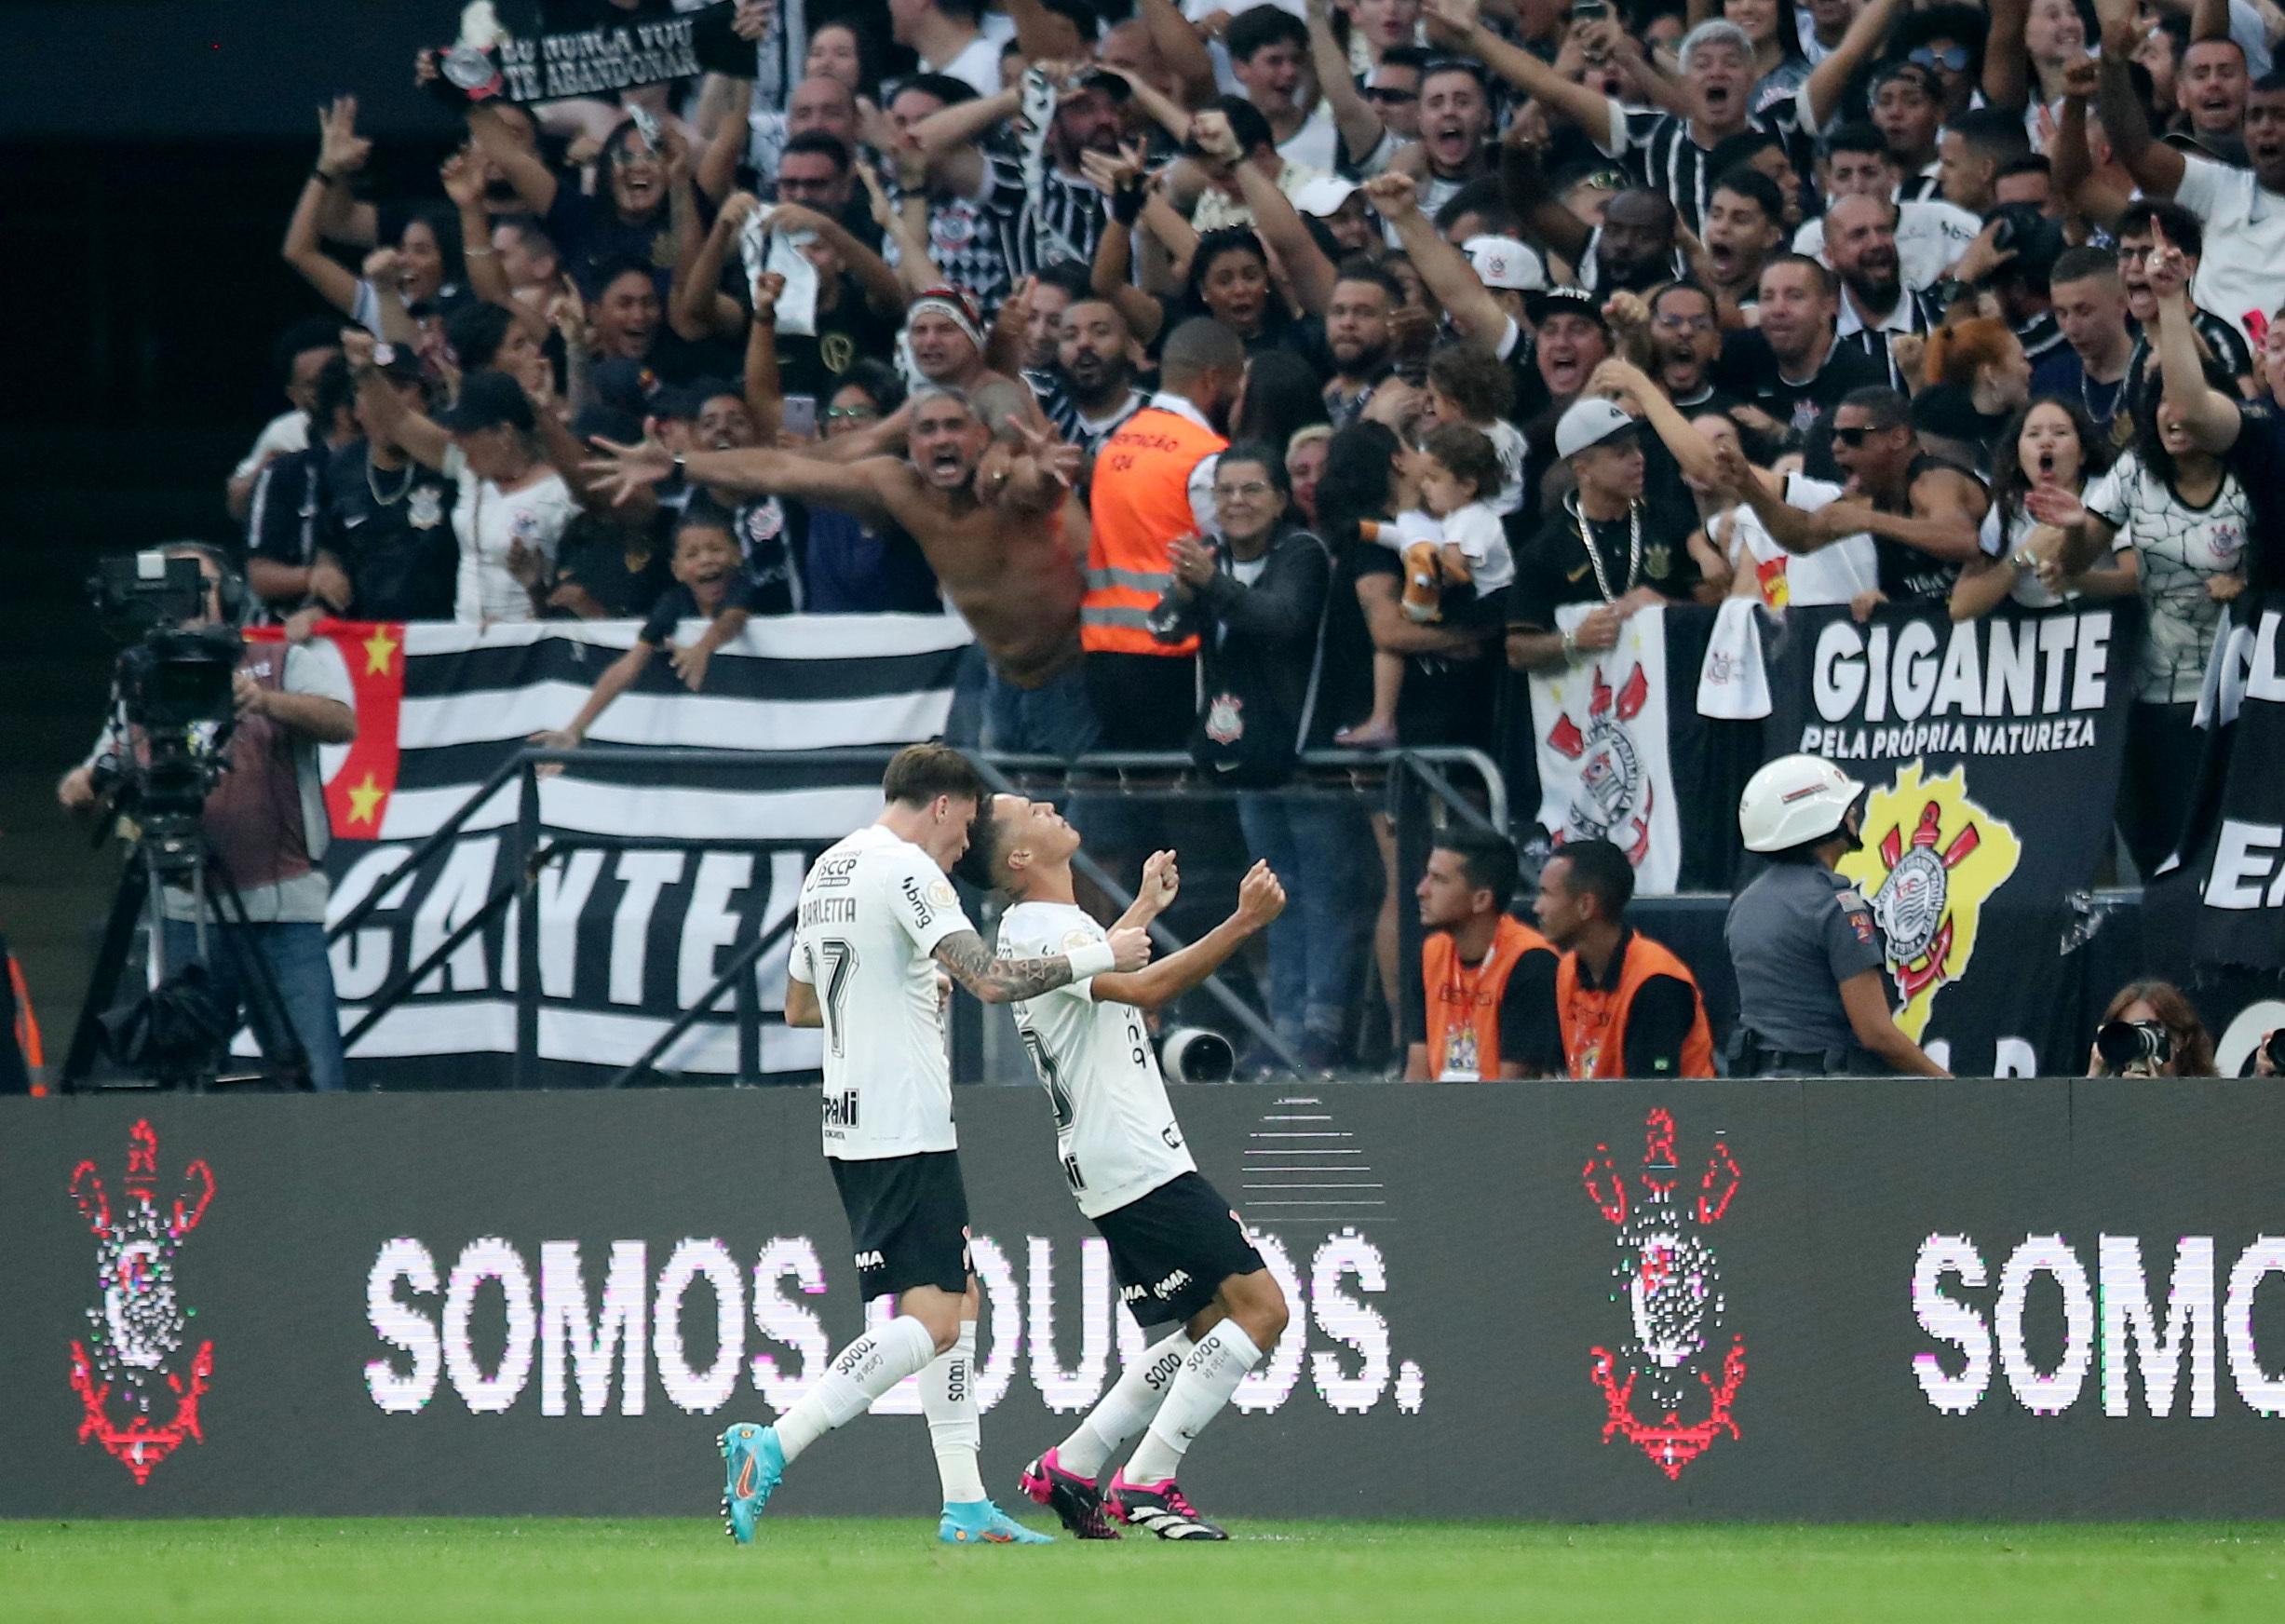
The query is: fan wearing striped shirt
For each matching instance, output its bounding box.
[1431,0,1896,235]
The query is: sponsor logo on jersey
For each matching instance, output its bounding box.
[852,1251,886,1272]
[1837,761,2021,1039]
[812,855,859,889]
[1583,1108,1744,1482]
[822,1089,859,1129]
[901,874,934,923]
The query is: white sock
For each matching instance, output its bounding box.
[1122,1321,1262,1486]
[774,1315,937,1466]
[921,1323,985,1504]
[1056,1330,1194,1481]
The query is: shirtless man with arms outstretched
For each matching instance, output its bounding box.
[587,386,1098,753]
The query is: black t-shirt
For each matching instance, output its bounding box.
[1347,543,1499,749]
[320,442,459,621]
[1714,330,1886,460]
[556,522,671,619]
[2224,398,2285,590]
[1571,929,1700,1077]
[1499,945,1563,1076]
[639,575,762,647]
[1510,490,1705,631]
[546,186,682,299]
[247,444,331,609]
[769,279,904,403]
[1871,453,1984,602]
[732,496,806,614]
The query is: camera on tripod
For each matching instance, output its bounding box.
[86,550,244,871]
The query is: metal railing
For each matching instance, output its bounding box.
[325,745,1508,1088]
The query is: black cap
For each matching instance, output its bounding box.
[1075,68,1132,102]
[647,384,704,423]
[1522,285,1610,329]
[588,357,658,416]
[433,369,536,434]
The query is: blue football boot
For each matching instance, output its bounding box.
[939,1498,1055,1545]
[717,1422,785,1544]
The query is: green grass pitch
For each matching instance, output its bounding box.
[4,1519,2281,1622]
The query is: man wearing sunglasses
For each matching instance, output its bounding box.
[1735,386,1984,605]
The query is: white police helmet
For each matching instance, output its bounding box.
[1738,753,1866,854]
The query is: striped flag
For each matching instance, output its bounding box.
[260,616,974,1086]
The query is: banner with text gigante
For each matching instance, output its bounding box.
[1761,602,2140,1076]
[273,617,969,1088]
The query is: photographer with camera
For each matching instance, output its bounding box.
[58,544,358,1091]
[2086,981,2218,1078]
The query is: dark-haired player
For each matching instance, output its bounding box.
[715,746,1149,1547]
[960,795,1288,1540]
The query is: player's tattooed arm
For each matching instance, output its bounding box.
[932,931,1080,1004]
[932,926,1152,1003]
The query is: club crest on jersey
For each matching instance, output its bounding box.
[1204,692,1244,745]
[1583,1108,1744,1481]
[408,485,445,530]
[67,1119,216,1486]
[1837,761,2021,1039]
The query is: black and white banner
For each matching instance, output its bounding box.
[301,617,970,1086]
[1762,601,2140,1074]
[2162,594,2285,976]
[431,1,756,107]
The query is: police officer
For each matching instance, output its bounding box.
[1724,754,1949,1077]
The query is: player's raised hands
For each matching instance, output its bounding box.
[1139,849,1181,912]
[1233,860,1287,929]
[1107,926,1154,972]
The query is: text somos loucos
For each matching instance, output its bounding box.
[365,1230,1425,1419]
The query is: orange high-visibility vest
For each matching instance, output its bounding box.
[1085,405,1222,656]
[1422,916,1553,1080]
[1555,930,1715,1079]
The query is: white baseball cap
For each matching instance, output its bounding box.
[1554,397,1640,459]
[1293,177,1362,218]
[1463,235,1548,292]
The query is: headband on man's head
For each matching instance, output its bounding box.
[908,288,985,353]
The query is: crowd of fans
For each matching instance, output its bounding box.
[217,0,2285,1076]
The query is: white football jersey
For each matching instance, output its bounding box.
[1000,900,1196,1219]
[790,824,973,1160]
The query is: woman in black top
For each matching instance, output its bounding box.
[1149,443,1368,1068]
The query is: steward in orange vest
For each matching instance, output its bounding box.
[1083,319,1244,748]
[1535,838,1714,1078]
[1406,832,1562,1080]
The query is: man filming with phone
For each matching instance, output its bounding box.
[58,544,358,1090]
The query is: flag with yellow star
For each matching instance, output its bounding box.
[246,620,408,837]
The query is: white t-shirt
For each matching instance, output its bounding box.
[2085,453,2252,702]
[1436,500,1515,594]
[1793,197,1981,292]
[789,824,974,1161]
[1977,502,2129,610]
[234,411,309,481]
[1277,100,1340,175]
[932,34,1005,95]
[1724,474,1879,608]
[1001,899,1197,1218]
[2173,154,2285,344]
[443,445,580,624]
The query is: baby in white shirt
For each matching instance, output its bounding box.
[1336,424,1515,749]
